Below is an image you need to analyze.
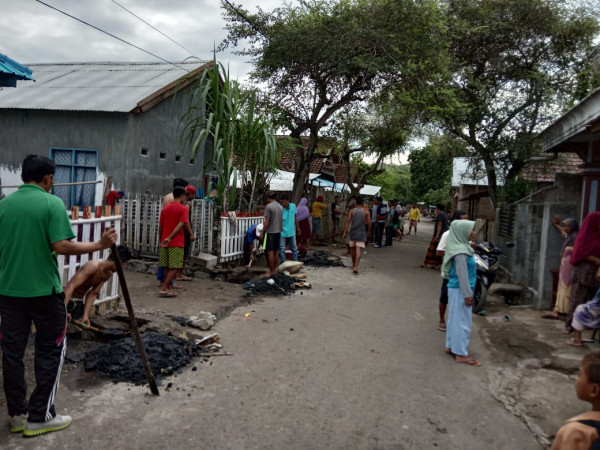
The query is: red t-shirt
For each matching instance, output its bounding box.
[159,202,189,247]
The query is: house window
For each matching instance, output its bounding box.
[175,154,182,163]
[159,152,166,160]
[141,147,149,157]
[50,148,97,209]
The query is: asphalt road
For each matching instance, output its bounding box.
[0,221,542,449]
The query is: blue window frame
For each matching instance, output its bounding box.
[50,148,98,209]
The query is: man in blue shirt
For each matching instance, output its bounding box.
[279,194,299,264]
[243,223,262,266]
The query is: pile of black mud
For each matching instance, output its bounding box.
[302,251,344,268]
[84,331,207,385]
[243,272,297,297]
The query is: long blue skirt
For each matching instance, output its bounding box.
[445,287,473,357]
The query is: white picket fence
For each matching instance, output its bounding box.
[57,214,122,306]
[121,194,214,256]
[220,215,265,262]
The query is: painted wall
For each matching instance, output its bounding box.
[0,84,208,202]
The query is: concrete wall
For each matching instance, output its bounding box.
[493,202,579,309]
[0,84,208,199]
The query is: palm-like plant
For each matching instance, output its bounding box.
[182,57,280,211]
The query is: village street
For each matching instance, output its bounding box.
[0,221,589,449]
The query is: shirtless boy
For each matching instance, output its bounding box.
[64,246,132,326]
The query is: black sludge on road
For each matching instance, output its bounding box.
[84,332,197,384]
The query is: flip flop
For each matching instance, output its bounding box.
[159,291,177,298]
[565,339,583,347]
[582,338,596,344]
[438,324,447,332]
[176,276,192,281]
[416,264,427,268]
[456,359,481,366]
[541,314,559,320]
[171,284,183,289]
[353,270,358,275]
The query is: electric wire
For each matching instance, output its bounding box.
[34,0,190,72]
[109,0,199,59]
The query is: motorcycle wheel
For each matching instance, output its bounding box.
[472,282,488,314]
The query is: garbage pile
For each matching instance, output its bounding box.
[302,251,344,268]
[84,331,215,385]
[243,273,300,297]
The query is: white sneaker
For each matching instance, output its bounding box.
[23,414,72,437]
[9,414,27,433]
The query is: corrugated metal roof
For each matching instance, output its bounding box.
[0,61,209,112]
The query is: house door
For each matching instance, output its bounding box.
[50,148,98,209]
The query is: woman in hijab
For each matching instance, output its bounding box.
[542,217,579,320]
[566,287,600,347]
[442,220,480,366]
[296,197,311,249]
[565,211,600,333]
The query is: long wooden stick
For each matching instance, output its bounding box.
[111,243,159,395]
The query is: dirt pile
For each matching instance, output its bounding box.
[243,273,298,297]
[84,331,208,385]
[302,251,344,268]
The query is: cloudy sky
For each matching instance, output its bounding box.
[0,0,281,80]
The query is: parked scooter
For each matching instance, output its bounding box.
[472,241,514,314]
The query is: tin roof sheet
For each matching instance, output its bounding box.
[0,61,209,112]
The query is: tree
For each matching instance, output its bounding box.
[366,164,412,201]
[408,135,461,201]
[334,98,415,196]
[424,0,599,207]
[220,0,447,202]
[182,59,280,211]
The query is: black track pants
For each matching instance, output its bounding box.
[0,293,67,422]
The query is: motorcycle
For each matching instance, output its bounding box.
[472,241,514,314]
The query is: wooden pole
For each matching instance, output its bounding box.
[110,243,159,395]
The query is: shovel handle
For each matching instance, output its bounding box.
[111,244,159,395]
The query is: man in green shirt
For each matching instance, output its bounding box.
[0,155,116,437]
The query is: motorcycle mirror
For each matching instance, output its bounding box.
[506,242,515,248]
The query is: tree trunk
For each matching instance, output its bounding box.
[483,159,498,209]
[291,133,308,203]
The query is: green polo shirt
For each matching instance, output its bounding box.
[0,184,75,297]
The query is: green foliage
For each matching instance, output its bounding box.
[408,135,461,200]
[181,58,280,211]
[220,0,448,201]
[422,184,452,209]
[366,165,412,201]
[423,0,599,206]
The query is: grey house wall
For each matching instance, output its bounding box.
[492,174,582,309]
[0,84,208,196]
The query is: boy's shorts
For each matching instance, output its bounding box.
[159,247,184,269]
[265,233,280,252]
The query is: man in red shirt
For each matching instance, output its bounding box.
[158,186,188,297]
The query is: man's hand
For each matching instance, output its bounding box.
[100,228,118,249]
[552,215,561,226]
[81,315,91,327]
[465,297,474,307]
[190,234,196,242]
[161,237,171,248]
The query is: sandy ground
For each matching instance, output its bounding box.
[0,220,592,449]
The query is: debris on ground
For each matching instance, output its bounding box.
[208,267,265,283]
[277,261,304,274]
[169,312,217,330]
[243,273,303,297]
[301,251,344,268]
[83,331,216,385]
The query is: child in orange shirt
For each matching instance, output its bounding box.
[551,351,600,449]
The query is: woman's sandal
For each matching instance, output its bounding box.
[456,358,481,366]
